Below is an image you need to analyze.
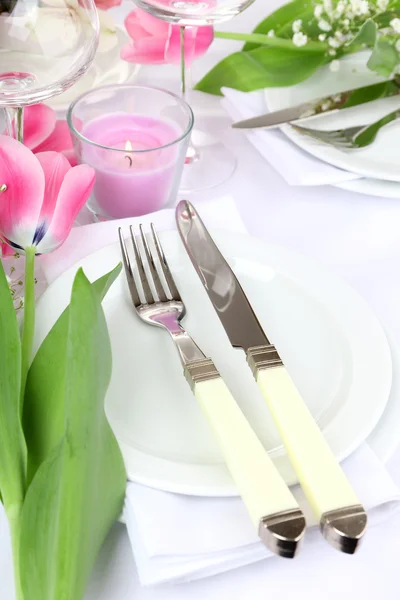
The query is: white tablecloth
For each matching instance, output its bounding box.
[2,1,400,598]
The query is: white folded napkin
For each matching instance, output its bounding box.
[39,195,400,587]
[39,195,246,282]
[123,444,400,585]
[221,87,361,187]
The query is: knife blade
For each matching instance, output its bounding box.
[176,200,368,555]
[232,79,400,130]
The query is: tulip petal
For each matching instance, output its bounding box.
[121,38,168,63]
[36,164,95,253]
[24,104,57,151]
[0,135,45,248]
[165,25,214,65]
[133,8,169,35]
[34,120,73,153]
[34,152,71,243]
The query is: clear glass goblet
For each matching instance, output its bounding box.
[0,0,99,142]
[133,0,256,192]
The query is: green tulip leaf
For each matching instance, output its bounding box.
[242,0,313,50]
[19,268,126,600]
[195,45,326,95]
[23,263,122,486]
[368,39,399,77]
[0,259,26,513]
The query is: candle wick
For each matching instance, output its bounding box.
[125,155,133,168]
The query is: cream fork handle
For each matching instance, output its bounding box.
[247,350,367,554]
[184,358,305,559]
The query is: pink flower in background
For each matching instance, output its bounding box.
[0,136,95,254]
[22,104,77,166]
[94,0,122,9]
[121,8,214,65]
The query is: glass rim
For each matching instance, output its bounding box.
[66,84,194,154]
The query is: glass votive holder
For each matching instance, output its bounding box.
[67,84,194,220]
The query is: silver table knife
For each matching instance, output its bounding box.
[233,79,400,130]
[176,200,368,555]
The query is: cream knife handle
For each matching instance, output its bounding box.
[184,358,305,559]
[247,347,367,554]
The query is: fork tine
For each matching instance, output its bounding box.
[151,223,181,302]
[139,224,168,302]
[130,225,155,305]
[118,228,141,307]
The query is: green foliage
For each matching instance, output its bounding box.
[19,269,126,600]
[197,0,400,95]
[195,46,326,95]
[368,39,400,77]
[0,259,26,513]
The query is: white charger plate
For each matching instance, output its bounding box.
[33,231,392,496]
[264,52,400,188]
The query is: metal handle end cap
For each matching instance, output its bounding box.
[259,509,306,559]
[320,505,367,554]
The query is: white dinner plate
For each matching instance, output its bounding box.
[336,178,400,198]
[46,28,139,112]
[33,231,392,496]
[264,52,400,183]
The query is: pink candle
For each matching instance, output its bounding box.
[82,113,183,219]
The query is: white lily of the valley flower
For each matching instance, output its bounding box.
[314,4,323,18]
[377,0,389,10]
[318,33,327,41]
[292,32,308,47]
[318,19,332,32]
[391,18,400,34]
[292,19,302,33]
[267,29,275,37]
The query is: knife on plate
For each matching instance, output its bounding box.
[176,200,368,555]
[232,79,400,130]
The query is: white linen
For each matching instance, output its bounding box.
[221,87,361,187]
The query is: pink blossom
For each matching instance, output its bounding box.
[22,104,77,166]
[0,135,95,254]
[94,0,122,9]
[121,8,214,65]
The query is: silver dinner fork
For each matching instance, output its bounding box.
[293,107,400,150]
[119,224,306,559]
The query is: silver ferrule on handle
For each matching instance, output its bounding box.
[320,505,367,554]
[184,357,220,389]
[260,509,306,559]
[247,344,284,376]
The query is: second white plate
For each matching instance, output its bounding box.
[265,52,400,183]
[34,231,392,496]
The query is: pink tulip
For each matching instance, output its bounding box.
[94,0,122,8]
[0,135,95,254]
[7,104,77,166]
[121,8,214,65]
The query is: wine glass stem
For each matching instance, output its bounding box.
[4,106,24,142]
[180,26,199,165]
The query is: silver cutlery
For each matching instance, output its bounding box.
[232,79,400,130]
[292,108,400,150]
[119,224,306,559]
[176,201,368,555]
